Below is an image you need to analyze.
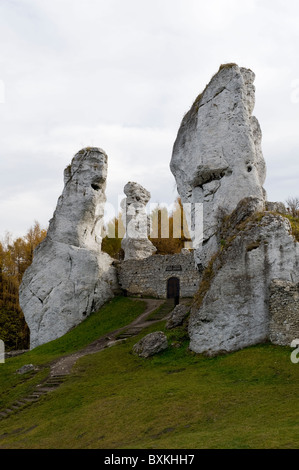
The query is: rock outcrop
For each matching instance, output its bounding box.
[19,148,118,349]
[269,279,299,346]
[170,63,266,269]
[166,304,190,330]
[170,64,299,355]
[188,200,299,355]
[133,331,168,358]
[121,181,157,260]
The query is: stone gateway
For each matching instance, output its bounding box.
[116,251,200,300]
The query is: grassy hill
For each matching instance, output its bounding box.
[0,296,298,449]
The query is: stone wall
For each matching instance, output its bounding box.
[117,251,200,299]
[269,279,299,346]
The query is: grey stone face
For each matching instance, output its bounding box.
[170,64,266,268]
[47,147,108,250]
[19,148,118,349]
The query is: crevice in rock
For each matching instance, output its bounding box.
[28,288,43,305]
[198,86,228,110]
[198,171,226,189]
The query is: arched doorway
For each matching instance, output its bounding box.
[167,277,180,306]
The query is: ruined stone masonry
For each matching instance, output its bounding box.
[117,251,200,299]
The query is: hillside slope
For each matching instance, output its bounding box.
[0,297,298,449]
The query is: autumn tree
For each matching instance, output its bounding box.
[101,213,125,260]
[149,198,191,255]
[0,221,47,350]
[101,198,192,258]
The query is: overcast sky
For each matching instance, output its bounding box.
[0,0,299,239]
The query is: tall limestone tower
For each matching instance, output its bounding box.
[121,181,157,260]
[170,64,299,355]
[19,148,118,349]
[170,64,266,269]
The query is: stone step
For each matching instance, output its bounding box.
[50,375,67,380]
[14,400,28,407]
[0,375,67,419]
[117,329,141,339]
[35,387,52,393]
[46,379,64,384]
[26,395,41,400]
[10,404,21,410]
[22,397,40,402]
[41,382,61,387]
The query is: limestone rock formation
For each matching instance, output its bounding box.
[266,201,287,214]
[169,63,299,355]
[166,304,190,330]
[170,63,266,268]
[19,148,118,349]
[188,199,299,355]
[121,181,157,260]
[133,331,168,358]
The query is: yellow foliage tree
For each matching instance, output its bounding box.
[149,198,191,255]
[0,221,47,350]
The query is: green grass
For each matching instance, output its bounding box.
[0,298,298,449]
[0,297,146,411]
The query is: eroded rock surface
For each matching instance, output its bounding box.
[133,331,168,358]
[269,279,299,346]
[170,64,266,268]
[168,64,298,355]
[166,304,190,330]
[19,148,118,349]
[188,200,299,355]
[121,181,157,260]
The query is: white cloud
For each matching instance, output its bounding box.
[0,0,298,238]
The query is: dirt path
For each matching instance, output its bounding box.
[50,298,166,376]
[0,298,173,421]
